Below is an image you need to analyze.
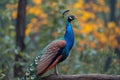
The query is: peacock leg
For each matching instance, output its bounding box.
[54,64,59,75]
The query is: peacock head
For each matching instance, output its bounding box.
[63,10,75,22]
[67,15,75,22]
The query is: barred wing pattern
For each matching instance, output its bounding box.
[37,40,66,75]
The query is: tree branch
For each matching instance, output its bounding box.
[42,74,120,80]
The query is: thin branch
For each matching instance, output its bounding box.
[42,74,120,80]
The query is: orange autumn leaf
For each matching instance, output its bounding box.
[51,2,57,7]
[103,6,110,13]
[99,34,107,43]
[12,11,17,19]
[109,35,115,41]
[34,9,41,16]
[81,11,95,21]
[25,23,33,36]
[89,42,96,48]
[31,18,37,24]
[27,7,36,14]
[110,39,118,48]
[32,0,41,5]
[74,3,83,9]
[82,24,93,34]
[108,22,116,29]
[6,3,18,9]
[115,27,120,35]
[98,0,105,5]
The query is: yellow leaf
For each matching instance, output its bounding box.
[99,33,107,43]
[115,27,120,35]
[109,35,115,41]
[28,7,36,14]
[12,11,17,19]
[31,18,37,24]
[51,2,57,7]
[98,0,105,5]
[25,23,33,36]
[89,42,96,48]
[82,24,93,34]
[25,28,31,36]
[79,40,85,46]
[103,6,110,13]
[32,0,41,5]
[6,4,12,9]
[6,3,18,9]
[81,11,95,21]
[34,9,41,16]
[111,39,118,48]
[74,3,83,9]
[108,22,116,29]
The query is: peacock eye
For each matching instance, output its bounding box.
[69,16,72,19]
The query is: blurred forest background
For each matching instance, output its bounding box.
[0,0,120,80]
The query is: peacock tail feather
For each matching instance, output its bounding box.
[21,52,43,80]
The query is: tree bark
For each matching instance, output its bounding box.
[114,0,120,60]
[109,0,116,22]
[42,74,120,80]
[16,0,27,51]
[14,0,27,77]
[103,0,117,72]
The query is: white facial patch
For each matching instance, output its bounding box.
[69,16,72,20]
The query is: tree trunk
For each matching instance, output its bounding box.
[114,0,120,60]
[14,0,27,77]
[42,74,120,80]
[109,0,116,22]
[103,0,117,72]
[16,0,27,51]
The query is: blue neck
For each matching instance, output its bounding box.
[64,20,74,51]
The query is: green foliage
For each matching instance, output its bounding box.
[58,47,120,75]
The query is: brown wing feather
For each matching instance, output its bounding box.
[37,40,66,75]
[39,55,62,75]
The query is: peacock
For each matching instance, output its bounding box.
[21,10,75,80]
